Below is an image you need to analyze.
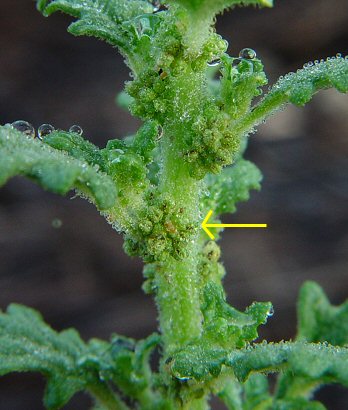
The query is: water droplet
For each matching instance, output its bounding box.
[239,48,257,59]
[52,218,62,229]
[11,120,35,138]
[69,125,83,135]
[152,0,160,11]
[336,53,342,58]
[38,124,55,140]
[267,306,274,317]
[151,0,166,12]
[232,58,242,67]
[207,58,221,67]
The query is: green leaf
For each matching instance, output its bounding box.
[0,125,117,210]
[274,282,348,403]
[0,304,87,409]
[167,0,272,17]
[37,0,154,52]
[297,281,348,346]
[220,54,268,119]
[0,304,132,410]
[170,282,272,381]
[203,159,262,216]
[227,341,348,386]
[43,130,105,170]
[78,333,160,402]
[201,282,272,349]
[236,56,348,134]
[243,374,272,410]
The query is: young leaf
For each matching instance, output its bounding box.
[0,304,87,409]
[201,282,272,349]
[169,282,272,381]
[0,126,117,210]
[0,304,132,410]
[43,130,105,171]
[37,0,154,53]
[236,56,348,135]
[227,341,348,386]
[202,159,262,216]
[167,0,272,18]
[297,281,348,346]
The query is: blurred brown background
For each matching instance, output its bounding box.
[0,0,348,408]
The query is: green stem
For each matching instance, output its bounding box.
[88,382,130,410]
[234,92,288,136]
[155,133,203,353]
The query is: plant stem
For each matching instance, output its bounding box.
[152,69,206,354]
[156,132,203,353]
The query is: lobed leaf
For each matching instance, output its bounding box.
[236,56,348,134]
[227,342,348,385]
[297,281,348,346]
[167,0,272,18]
[170,282,272,381]
[37,0,154,52]
[0,126,117,209]
[203,159,262,216]
[201,282,272,349]
[0,304,87,409]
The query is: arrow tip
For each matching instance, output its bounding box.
[202,209,215,240]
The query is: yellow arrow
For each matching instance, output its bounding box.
[202,209,267,240]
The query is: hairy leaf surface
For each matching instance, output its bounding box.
[0,126,117,209]
[37,0,154,52]
[237,56,348,133]
[203,159,262,216]
[0,304,87,409]
[297,281,348,346]
[167,0,272,17]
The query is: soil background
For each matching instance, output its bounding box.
[0,0,348,408]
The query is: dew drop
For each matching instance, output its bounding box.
[336,53,342,58]
[52,218,62,229]
[232,58,242,67]
[38,124,55,140]
[152,0,160,11]
[152,0,166,12]
[239,48,257,60]
[267,306,274,317]
[207,58,221,67]
[69,124,83,135]
[11,120,35,138]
